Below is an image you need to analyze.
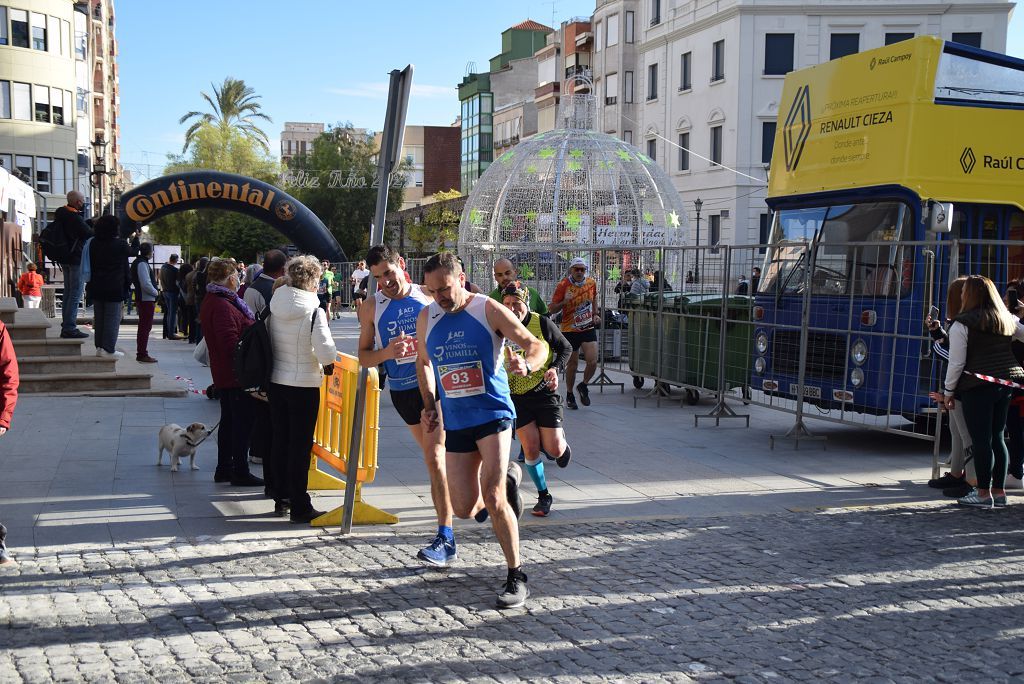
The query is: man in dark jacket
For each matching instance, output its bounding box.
[159,254,183,340]
[56,191,93,339]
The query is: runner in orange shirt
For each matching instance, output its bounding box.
[549,257,598,410]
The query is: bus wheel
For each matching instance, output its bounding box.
[685,389,700,405]
[632,375,645,389]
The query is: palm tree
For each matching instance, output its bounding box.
[178,77,272,153]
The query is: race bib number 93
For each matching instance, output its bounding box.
[439,361,485,398]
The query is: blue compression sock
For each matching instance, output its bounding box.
[439,525,454,541]
[524,458,547,493]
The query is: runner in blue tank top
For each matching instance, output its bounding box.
[358,245,455,567]
[416,252,547,610]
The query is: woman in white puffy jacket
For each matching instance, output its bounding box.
[268,255,338,524]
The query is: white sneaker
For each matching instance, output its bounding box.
[1005,474,1023,490]
[249,456,263,465]
[96,349,125,360]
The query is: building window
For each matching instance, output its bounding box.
[647,63,658,100]
[36,157,50,193]
[623,130,632,145]
[625,11,635,43]
[0,155,10,172]
[759,213,771,252]
[0,8,7,45]
[66,159,74,191]
[710,125,723,165]
[680,52,691,90]
[651,0,661,26]
[47,15,59,54]
[10,9,29,48]
[764,34,794,75]
[646,139,657,161]
[607,14,619,48]
[624,71,634,103]
[0,82,9,119]
[52,157,66,196]
[12,82,31,121]
[712,40,725,82]
[952,32,982,48]
[15,155,32,181]
[61,18,70,57]
[594,21,601,53]
[74,12,86,59]
[830,33,860,60]
[710,214,721,253]
[678,132,689,171]
[30,12,46,51]
[885,32,914,45]
[606,72,619,105]
[762,122,776,164]
[51,88,64,125]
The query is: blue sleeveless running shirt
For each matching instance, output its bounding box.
[373,284,432,392]
[425,293,515,431]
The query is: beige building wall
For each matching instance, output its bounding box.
[0,0,79,213]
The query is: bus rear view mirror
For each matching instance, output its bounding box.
[927,201,953,233]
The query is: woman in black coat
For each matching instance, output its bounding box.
[86,215,130,359]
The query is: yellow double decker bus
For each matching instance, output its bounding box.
[754,36,1024,424]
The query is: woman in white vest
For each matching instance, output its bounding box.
[268,255,338,523]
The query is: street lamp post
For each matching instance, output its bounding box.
[693,197,703,285]
[90,134,108,216]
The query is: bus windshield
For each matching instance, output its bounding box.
[760,201,911,296]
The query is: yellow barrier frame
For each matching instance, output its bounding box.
[306,352,398,526]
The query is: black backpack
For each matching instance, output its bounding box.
[233,308,319,392]
[39,220,73,263]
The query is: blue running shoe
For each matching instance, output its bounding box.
[417,533,457,567]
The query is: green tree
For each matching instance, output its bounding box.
[149,123,283,261]
[178,77,272,153]
[288,125,405,259]
[408,189,461,255]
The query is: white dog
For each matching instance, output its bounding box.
[157,423,209,472]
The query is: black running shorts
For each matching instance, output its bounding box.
[563,328,597,351]
[390,388,424,426]
[512,392,564,430]
[445,418,514,453]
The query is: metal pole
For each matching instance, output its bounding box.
[341,66,414,536]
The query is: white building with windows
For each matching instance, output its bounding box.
[591,0,1011,252]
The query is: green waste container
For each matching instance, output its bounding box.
[678,295,752,392]
[628,292,688,379]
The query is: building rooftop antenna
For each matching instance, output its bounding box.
[465,61,477,77]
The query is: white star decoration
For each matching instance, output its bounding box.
[668,210,680,228]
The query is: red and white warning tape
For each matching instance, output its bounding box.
[966,372,1024,391]
[174,375,207,396]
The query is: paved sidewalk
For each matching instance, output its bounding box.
[2,311,1022,681]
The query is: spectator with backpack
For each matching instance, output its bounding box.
[42,191,93,338]
[200,259,263,488]
[267,256,337,523]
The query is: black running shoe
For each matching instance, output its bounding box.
[943,482,972,498]
[576,382,590,406]
[532,493,553,517]
[474,508,489,523]
[506,462,524,519]
[496,569,529,609]
[556,445,572,468]
[928,472,965,489]
[566,392,578,410]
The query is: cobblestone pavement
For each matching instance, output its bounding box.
[2,502,1023,683]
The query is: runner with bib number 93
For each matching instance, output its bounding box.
[417,252,547,609]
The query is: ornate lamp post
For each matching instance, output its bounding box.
[693,197,703,284]
[90,134,108,215]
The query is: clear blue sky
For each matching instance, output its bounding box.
[117,0,596,182]
[118,1,1024,183]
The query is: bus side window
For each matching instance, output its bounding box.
[1009,211,1024,284]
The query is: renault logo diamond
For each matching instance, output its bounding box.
[783,85,812,172]
[960,147,976,174]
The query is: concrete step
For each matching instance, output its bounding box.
[2,308,52,325]
[7,322,52,341]
[16,355,117,375]
[12,338,86,358]
[19,372,152,393]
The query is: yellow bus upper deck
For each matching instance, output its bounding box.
[769,36,1024,212]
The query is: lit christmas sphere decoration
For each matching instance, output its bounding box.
[458,86,689,285]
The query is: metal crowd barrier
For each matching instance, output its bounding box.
[306,351,398,527]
